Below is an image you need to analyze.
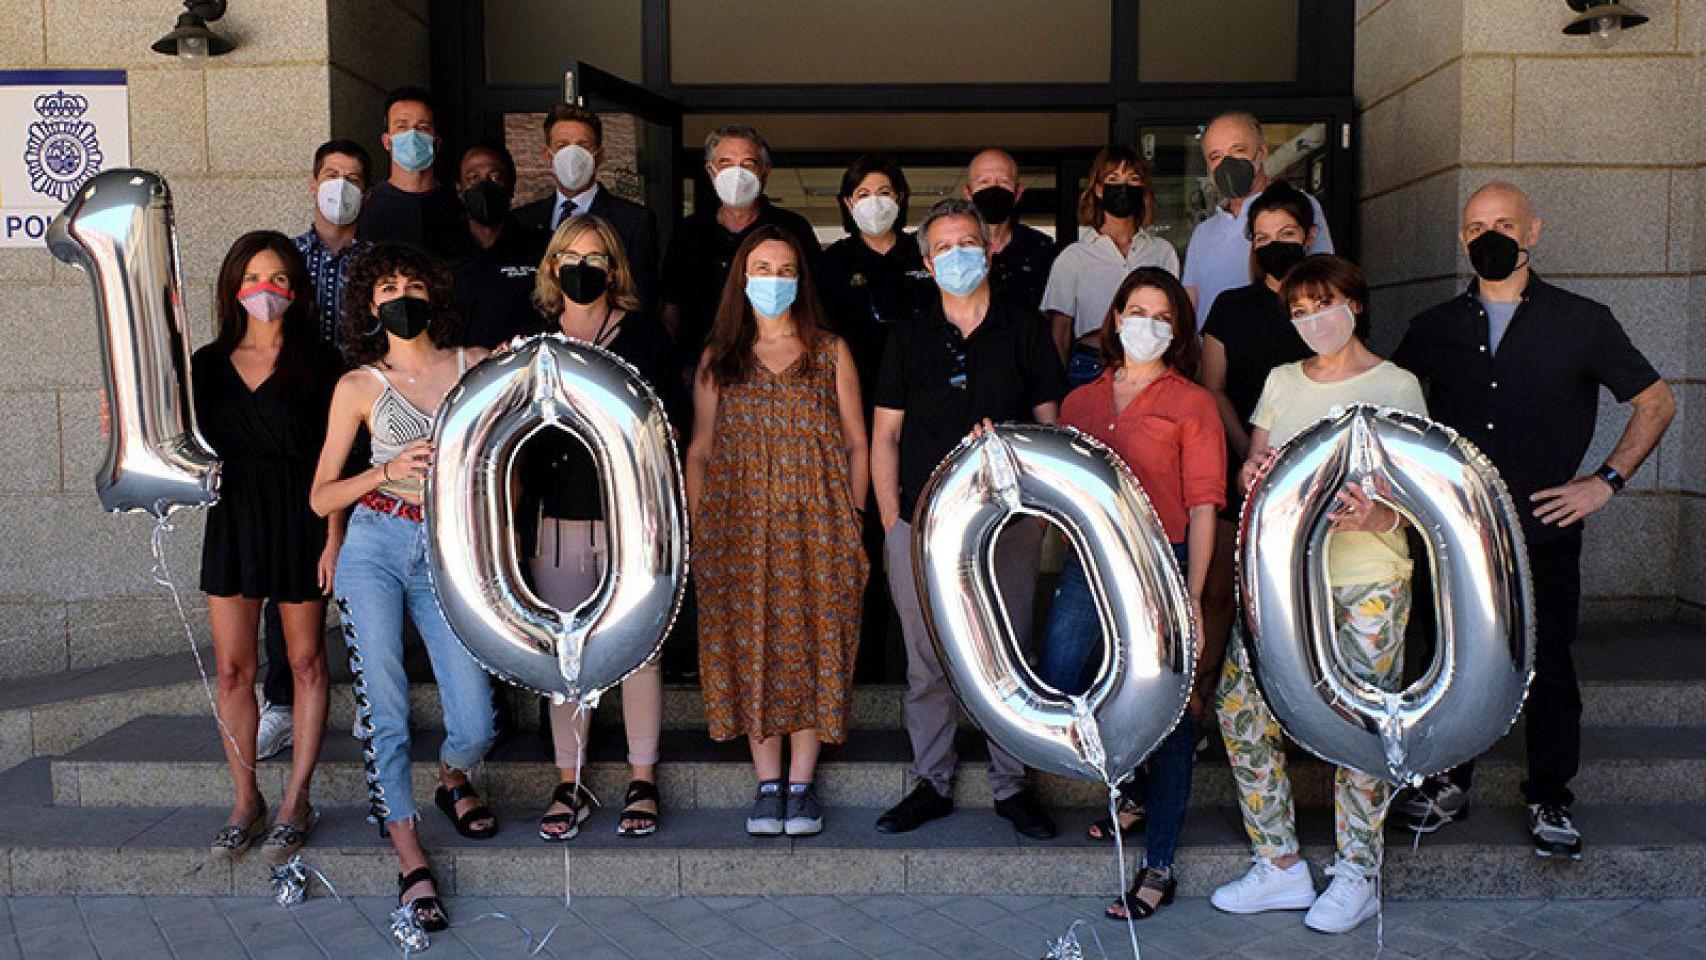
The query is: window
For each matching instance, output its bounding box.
[1138,0,1299,84]
[483,1,643,86]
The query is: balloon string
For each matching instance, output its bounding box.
[149,513,254,773]
[1106,783,1142,960]
[1371,786,1403,959]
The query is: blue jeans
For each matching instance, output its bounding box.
[334,505,496,825]
[1039,548,1195,868]
[1067,343,1104,389]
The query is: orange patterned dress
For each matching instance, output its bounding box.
[697,334,867,743]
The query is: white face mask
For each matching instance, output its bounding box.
[713,166,762,209]
[316,178,362,226]
[851,195,900,237]
[552,144,597,193]
[1118,315,1173,363]
[1293,302,1357,356]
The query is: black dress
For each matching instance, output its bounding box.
[193,342,342,602]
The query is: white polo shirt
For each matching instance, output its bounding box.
[1040,230,1181,340]
[1182,190,1333,325]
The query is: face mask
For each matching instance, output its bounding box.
[1293,302,1357,357]
[745,275,798,318]
[713,166,762,209]
[970,186,1016,225]
[238,281,294,323]
[316,178,362,226]
[389,129,435,174]
[1467,229,1525,282]
[1253,240,1306,281]
[851,195,900,237]
[1212,155,1257,201]
[1100,183,1142,219]
[1118,315,1173,363]
[462,179,512,227]
[931,245,989,298]
[557,261,609,305]
[552,145,597,192]
[377,295,432,340]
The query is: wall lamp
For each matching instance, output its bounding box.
[151,0,234,62]
[1563,0,1649,47]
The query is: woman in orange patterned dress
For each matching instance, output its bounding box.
[685,225,870,838]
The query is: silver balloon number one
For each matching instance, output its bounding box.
[913,424,1195,787]
[1239,404,1535,786]
[426,335,688,706]
[48,169,220,517]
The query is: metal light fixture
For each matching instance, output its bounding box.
[1563,0,1648,47]
[151,0,234,62]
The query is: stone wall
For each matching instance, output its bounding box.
[1355,0,1703,621]
[0,1,427,679]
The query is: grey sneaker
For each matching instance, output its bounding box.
[746,781,785,836]
[1529,803,1583,860]
[784,783,824,836]
[255,702,294,761]
[1399,776,1469,833]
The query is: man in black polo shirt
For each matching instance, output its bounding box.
[963,148,1057,315]
[871,198,1067,840]
[1392,181,1674,860]
[449,143,550,348]
[660,123,820,375]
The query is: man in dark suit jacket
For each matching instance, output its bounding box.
[513,103,660,311]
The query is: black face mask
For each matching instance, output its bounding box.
[1253,240,1306,281]
[1099,183,1142,219]
[971,186,1017,225]
[377,295,432,340]
[1212,156,1258,201]
[462,179,512,227]
[557,262,609,305]
[1467,229,1524,282]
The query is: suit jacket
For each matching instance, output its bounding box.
[514,185,659,311]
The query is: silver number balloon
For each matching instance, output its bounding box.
[427,334,687,704]
[47,169,219,517]
[913,424,1195,785]
[1238,403,1534,785]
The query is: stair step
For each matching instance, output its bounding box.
[50,716,1706,811]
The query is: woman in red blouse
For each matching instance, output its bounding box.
[1038,266,1224,921]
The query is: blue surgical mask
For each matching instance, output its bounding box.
[931,245,988,297]
[390,129,435,173]
[745,275,798,318]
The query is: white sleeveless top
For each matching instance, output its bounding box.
[364,348,465,499]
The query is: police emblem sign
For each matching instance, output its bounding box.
[0,70,129,248]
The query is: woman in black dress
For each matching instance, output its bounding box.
[193,231,342,864]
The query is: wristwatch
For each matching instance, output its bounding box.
[1592,463,1627,493]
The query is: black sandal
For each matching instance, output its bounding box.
[1106,867,1176,921]
[537,781,598,842]
[398,866,448,932]
[434,780,498,839]
[616,779,660,838]
[1086,796,1145,842]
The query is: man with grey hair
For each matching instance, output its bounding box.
[870,198,1067,839]
[660,122,819,373]
[1182,110,1333,321]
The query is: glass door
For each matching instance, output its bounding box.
[564,61,685,254]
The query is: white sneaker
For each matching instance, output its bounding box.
[255,702,294,760]
[1303,863,1379,933]
[1210,856,1317,914]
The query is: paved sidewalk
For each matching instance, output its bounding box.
[3,894,1704,959]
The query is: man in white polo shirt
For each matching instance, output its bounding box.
[1182,111,1333,323]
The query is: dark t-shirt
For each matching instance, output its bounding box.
[660,200,821,366]
[819,231,932,405]
[1202,281,1313,427]
[989,223,1058,316]
[452,220,551,349]
[1393,273,1661,545]
[874,294,1068,519]
[357,182,463,258]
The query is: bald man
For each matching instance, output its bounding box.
[1181,111,1333,321]
[1393,180,1674,861]
[962,149,1057,314]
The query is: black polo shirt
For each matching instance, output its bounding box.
[357,182,463,258]
[819,231,932,403]
[875,293,1068,520]
[1393,272,1660,545]
[452,219,551,349]
[659,199,821,366]
[989,222,1058,315]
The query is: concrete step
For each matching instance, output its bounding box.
[0,758,1699,899]
[50,716,1706,812]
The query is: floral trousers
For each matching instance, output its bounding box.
[1215,577,1412,875]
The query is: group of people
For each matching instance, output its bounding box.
[173,87,1672,937]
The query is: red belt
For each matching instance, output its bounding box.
[358,490,423,523]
